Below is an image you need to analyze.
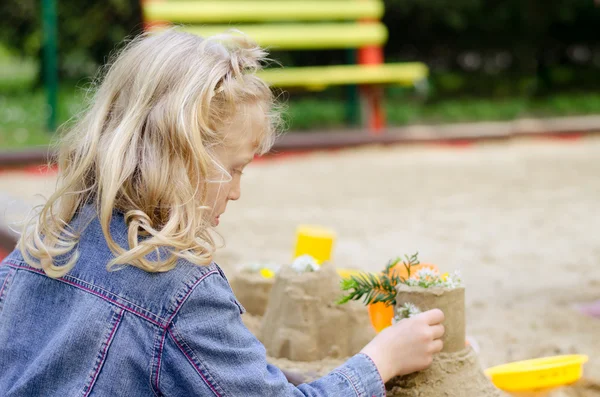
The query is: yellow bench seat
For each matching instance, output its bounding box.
[257,63,429,89]
[143,1,384,23]
[151,23,388,51]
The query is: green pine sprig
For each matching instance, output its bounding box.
[337,253,420,307]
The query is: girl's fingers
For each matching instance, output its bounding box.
[422,309,445,325]
[431,339,444,353]
[431,324,445,340]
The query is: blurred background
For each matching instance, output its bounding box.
[2,0,600,147]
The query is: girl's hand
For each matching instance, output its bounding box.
[360,309,445,382]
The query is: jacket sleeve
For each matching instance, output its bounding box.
[159,270,386,397]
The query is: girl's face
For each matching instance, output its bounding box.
[204,105,263,227]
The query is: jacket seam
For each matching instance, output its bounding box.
[0,268,12,297]
[6,260,163,322]
[68,273,161,321]
[166,269,219,324]
[357,353,386,396]
[153,328,168,396]
[82,308,125,397]
[333,369,363,397]
[152,270,219,395]
[6,262,165,327]
[167,326,222,397]
[214,264,245,314]
[0,267,15,301]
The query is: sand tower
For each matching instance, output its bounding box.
[386,284,501,396]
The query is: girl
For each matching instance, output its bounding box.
[0,30,445,396]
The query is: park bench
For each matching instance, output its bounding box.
[141,0,429,133]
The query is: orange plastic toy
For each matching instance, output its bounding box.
[367,263,439,332]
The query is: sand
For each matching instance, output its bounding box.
[2,136,600,395]
[386,348,502,396]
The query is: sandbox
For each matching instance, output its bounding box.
[3,138,600,395]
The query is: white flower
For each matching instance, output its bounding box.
[404,277,419,287]
[393,303,422,324]
[400,267,462,289]
[291,255,320,273]
[416,267,439,280]
[444,270,463,288]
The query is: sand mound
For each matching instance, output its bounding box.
[259,262,375,361]
[386,347,502,396]
[230,271,274,316]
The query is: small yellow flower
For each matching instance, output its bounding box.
[441,273,449,281]
[260,268,275,279]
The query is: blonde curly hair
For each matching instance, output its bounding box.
[18,29,280,278]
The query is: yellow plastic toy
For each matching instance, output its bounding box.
[486,354,588,396]
[293,225,336,265]
[259,268,276,279]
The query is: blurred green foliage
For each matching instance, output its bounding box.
[381,0,600,97]
[2,0,600,96]
[0,0,142,81]
[2,0,600,144]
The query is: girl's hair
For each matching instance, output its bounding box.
[18,29,280,278]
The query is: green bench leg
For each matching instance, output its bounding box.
[42,0,59,132]
[345,49,361,127]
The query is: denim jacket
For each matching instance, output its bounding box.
[0,205,385,396]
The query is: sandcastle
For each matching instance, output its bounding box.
[230,268,275,316]
[338,256,502,396]
[231,255,503,395]
[259,260,375,361]
[231,249,591,396]
[386,284,501,396]
[252,225,378,361]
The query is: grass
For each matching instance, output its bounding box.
[284,93,600,131]
[0,86,86,150]
[3,86,600,150]
[0,45,37,92]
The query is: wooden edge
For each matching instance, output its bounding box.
[0,148,55,169]
[1,116,599,166]
[0,223,18,253]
